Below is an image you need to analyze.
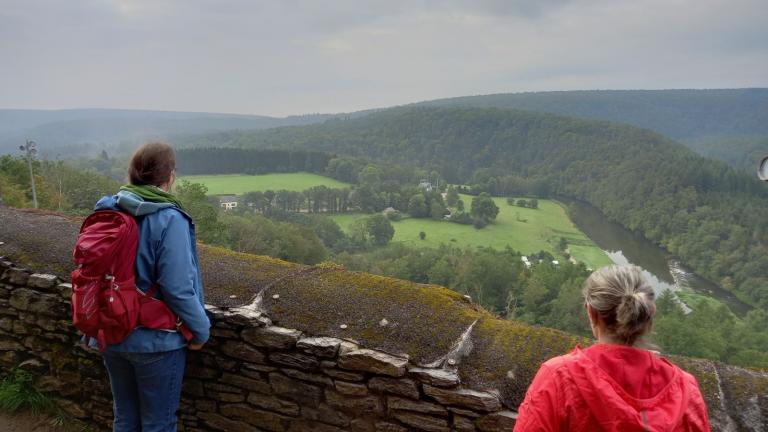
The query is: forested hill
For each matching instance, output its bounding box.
[177,107,768,310]
[413,89,768,140]
[414,89,768,171]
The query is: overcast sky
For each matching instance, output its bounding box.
[1,0,766,116]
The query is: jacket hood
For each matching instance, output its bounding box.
[565,344,689,431]
[95,190,175,216]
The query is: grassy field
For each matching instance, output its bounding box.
[332,195,612,269]
[180,172,351,195]
[182,172,610,268]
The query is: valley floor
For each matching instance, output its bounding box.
[332,196,613,269]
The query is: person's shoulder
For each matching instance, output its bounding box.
[143,208,192,236]
[151,207,190,223]
[540,347,583,374]
[94,194,119,211]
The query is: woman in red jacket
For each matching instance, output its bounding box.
[514,265,711,431]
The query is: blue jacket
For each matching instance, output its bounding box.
[93,190,210,352]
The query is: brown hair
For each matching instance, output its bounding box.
[583,265,655,346]
[128,142,176,186]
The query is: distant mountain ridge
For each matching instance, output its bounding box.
[3,88,766,167]
[414,88,768,170]
[0,108,339,156]
[413,88,768,139]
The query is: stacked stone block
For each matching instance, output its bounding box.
[0,258,517,431]
[181,308,518,431]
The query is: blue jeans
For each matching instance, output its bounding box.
[103,348,186,432]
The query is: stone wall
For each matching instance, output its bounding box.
[0,259,517,431]
[1,206,767,431]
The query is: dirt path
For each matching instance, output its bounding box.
[0,412,74,432]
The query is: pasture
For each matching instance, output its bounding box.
[183,172,611,268]
[332,195,612,269]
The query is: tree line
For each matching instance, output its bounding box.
[0,155,120,213]
[176,148,331,175]
[175,107,768,311]
[3,154,766,369]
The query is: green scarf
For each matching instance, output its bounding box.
[120,184,185,211]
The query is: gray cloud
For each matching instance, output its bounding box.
[0,0,766,116]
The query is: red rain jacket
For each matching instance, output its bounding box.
[513,344,711,431]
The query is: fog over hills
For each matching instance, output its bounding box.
[0,108,336,156]
[3,89,766,168]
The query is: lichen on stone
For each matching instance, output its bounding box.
[1,206,766,419]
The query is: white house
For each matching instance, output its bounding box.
[218,195,238,211]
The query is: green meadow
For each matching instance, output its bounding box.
[332,195,612,269]
[183,173,610,268]
[180,172,351,195]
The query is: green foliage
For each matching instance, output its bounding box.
[174,180,227,244]
[470,193,499,226]
[176,148,331,175]
[430,201,446,220]
[0,173,30,207]
[419,231,426,240]
[684,136,768,172]
[0,156,120,212]
[221,213,327,264]
[408,194,428,217]
[365,214,395,246]
[0,369,73,427]
[0,370,55,415]
[652,291,768,369]
[183,107,768,310]
[384,208,402,221]
[413,88,768,141]
[446,186,459,207]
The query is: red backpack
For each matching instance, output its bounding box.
[71,210,192,351]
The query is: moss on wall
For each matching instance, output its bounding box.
[1,207,766,418]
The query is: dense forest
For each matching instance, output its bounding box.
[177,107,768,311]
[5,89,765,168]
[414,88,768,139]
[6,89,765,168]
[413,89,768,171]
[176,148,333,175]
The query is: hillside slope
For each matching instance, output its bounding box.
[414,89,768,170]
[414,89,768,139]
[177,107,768,309]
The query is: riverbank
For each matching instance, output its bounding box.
[563,198,752,316]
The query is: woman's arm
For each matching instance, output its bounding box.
[156,211,211,345]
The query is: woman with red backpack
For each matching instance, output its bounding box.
[92,142,210,431]
[513,265,711,431]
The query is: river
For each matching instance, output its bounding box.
[563,199,751,316]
